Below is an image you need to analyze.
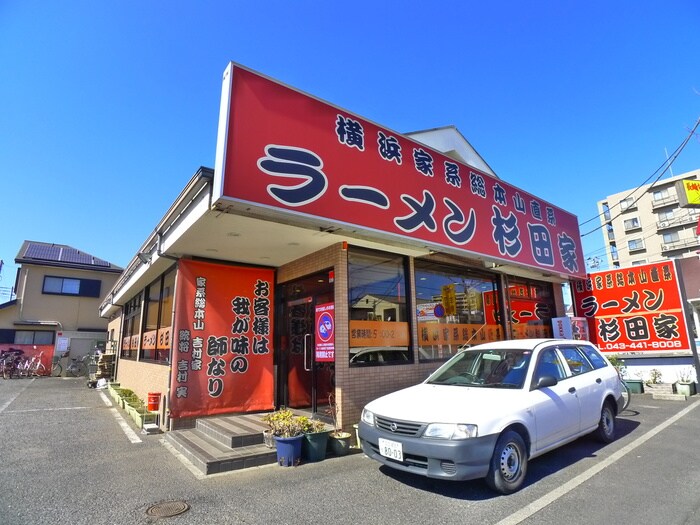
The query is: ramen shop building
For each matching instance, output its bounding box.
[99,63,585,431]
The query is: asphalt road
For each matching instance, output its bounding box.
[1,377,699,525]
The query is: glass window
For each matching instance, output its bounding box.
[534,349,566,382]
[559,346,593,375]
[628,238,645,251]
[140,269,174,363]
[663,232,680,243]
[426,348,532,389]
[42,276,101,297]
[623,218,640,230]
[348,248,410,365]
[14,331,34,344]
[507,277,555,340]
[578,344,608,370]
[121,293,142,360]
[653,188,670,201]
[414,259,501,362]
[619,197,635,211]
[12,331,54,345]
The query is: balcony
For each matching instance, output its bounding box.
[651,195,680,209]
[660,237,700,253]
[656,211,700,231]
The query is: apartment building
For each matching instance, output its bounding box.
[597,169,700,268]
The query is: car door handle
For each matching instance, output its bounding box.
[568,387,576,394]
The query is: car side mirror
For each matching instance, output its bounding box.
[536,375,558,389]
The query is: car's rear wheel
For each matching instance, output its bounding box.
[594,401,616,443]
[485,430,527,494]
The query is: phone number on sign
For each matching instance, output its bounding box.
[602,340,683,351]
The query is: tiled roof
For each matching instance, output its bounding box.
[15,241,122,272]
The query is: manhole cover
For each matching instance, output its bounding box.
[146,500,190,518]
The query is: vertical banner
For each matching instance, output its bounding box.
[572,261,692,354]
[314,302,335,362]
[169,259,275,419]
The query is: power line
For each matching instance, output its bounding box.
[578,116,700,237]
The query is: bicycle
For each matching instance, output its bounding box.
[51,351,89,377]
[619,375,631,412]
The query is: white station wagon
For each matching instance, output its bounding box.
[358,339,624,494]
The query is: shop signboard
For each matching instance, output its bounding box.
[314,302,335,362]
[213,63,585,279]
[571,261,693,355]
[169,259,275,419]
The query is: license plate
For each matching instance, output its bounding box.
[378,438,403,462]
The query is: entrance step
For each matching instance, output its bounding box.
[164,413,278,476]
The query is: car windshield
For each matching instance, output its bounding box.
[426,349,533,389]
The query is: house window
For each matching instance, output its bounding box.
[623,218,640,231]
[12,330,54,345]
[663,232,680,244]
[619,197,635,211]
[658,210,675,221]
[628,238,645,252]
[43,276,101,297]
[653,188,670,201]
[414,260,500,362]
[348,248,411,366]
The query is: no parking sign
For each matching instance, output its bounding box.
[315,302,335,362]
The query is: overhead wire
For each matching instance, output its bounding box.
[579,116,700,238]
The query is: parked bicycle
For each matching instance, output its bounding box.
[51,351,90,377]
[1,349,25,379]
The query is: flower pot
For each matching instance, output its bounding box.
[329,431,352,456]
[262,429,275,449]
[624,379,644,394]
[302,430,330,462]
[274,435,303,467]
[676,382,696,397]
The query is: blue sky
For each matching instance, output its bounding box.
[1,1,699,295]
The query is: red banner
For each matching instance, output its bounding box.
[169,260,274,419]
[214,64,585,278]
[571,261,692,354]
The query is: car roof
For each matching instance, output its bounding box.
[465,338,593,351]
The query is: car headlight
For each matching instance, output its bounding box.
[424,423,478,440]
[361,408,375,427]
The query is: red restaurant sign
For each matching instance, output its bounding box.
[213,63,585,279]
[169,259,275,419]
[571,261,692,354]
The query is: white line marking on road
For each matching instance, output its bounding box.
[0,378,35,414]
[111,407,142,444]
[496,399,700,525]
[98,391,113,406]
[6,406,90,413]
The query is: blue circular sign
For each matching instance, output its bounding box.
[317,312,334,342]
[433,304,445,318]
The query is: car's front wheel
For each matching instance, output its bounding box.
[485,430,528,494]
[594,401,616,443]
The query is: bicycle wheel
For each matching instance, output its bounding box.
[34,362,47,377]
[51,362,62,377]
[70,362,87,377]
[619,378,630,411]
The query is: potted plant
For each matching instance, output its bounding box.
[675,366,697,397]
[298,416,331,462]
[262,409,304,466]
[608,356,644,394]
[326,393,353,456]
